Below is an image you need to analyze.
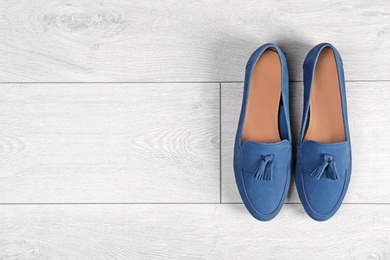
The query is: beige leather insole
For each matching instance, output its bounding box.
[242,49,281,144]
[304,47,346,143]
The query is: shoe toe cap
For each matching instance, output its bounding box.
[240,167,290,220]
[296,141,352,221]
[297,164,351,221]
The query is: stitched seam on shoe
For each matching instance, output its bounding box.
[239,140,291,148]
[301,162,351,172]
[299,140,351,148]
[241,161,292,172]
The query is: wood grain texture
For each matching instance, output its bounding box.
[0,204,389,259]
[222,82,390,203]
[1,0,389,82]
[0,83,220,203]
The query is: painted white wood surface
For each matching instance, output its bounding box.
[0,204,389,259]
[1,0,389,82]
[0,83,220,203]
[222,82,390,203]
[1,0,389,258]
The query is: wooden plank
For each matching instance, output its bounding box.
[1,0,389,82]
[0,83,220,203]
[0,204,389,259]
[221,82,390,203]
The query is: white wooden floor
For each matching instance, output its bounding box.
[1,1,389,259]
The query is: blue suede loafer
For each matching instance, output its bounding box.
[296,43,352,221]
[233,43,292,221]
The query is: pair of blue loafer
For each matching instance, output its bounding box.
[233,43,352,221]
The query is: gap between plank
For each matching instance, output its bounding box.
[219,82,222,204]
